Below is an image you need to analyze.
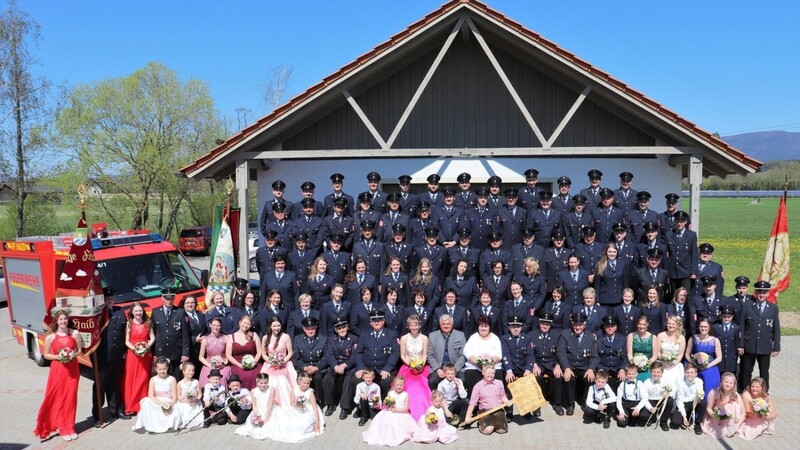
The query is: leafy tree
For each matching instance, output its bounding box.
[56,62,225,238]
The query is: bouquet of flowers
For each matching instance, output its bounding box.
[161,402,172,413]
[425,412,439,428]
[383,395,396,409]
[210,355,225,369]
[475,353,494,369]
[250,415,264,427]
[449,414,461,427]
[658,349,678,364]
[242,355,256,370]
[133,342,148,357]
[692,352,710,369]
[58,347,76,364]
[409,357,425,374]
[185,390,197,402]
[663,385,673,394]
[268,353,284,367]
[712,406,730,420]
[752,398,770,417]
[632,353,649,372]
[296,395,307,410]
[370,395,382,409]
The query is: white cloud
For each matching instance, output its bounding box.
[75,270,87,277]
[60,273,73,281]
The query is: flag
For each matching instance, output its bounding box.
[758,193,790,303]
[206,209,236,307]
[50,217,108,355]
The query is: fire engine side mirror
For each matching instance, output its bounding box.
[199,269,209,287]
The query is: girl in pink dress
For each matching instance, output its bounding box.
[34,310,82,442]
[397,314,432,421]
[198,317,230,386]
[122,302,154,415]
[739,377,777,440]
[701,372,745,439]
[260,316,297,406]
[362,376,417,446]
[412,390,459,444]
[227,315,263,390]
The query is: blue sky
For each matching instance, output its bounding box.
[13,0,800,137]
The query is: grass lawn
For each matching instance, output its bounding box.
[699,197,799,312]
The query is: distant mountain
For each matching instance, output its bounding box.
[722,131,799,162]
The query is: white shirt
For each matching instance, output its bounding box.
[463,334,502,371]
[635,378,676,409]
[675,377,705,417]
[615,379,643,411]
[437,378,468,406]
[203,382,227,407]
[354,381,382,404]
[585,384,617,410]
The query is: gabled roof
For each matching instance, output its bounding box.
[182,0,762,178]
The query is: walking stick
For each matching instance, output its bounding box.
[175,390,229,434]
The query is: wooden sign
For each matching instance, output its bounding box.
[507,375,547,415]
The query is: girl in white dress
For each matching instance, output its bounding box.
[362,376,417,446]
[174,362,203,429]
[132,358,182,433]
[412,390,459,444]
[656,316,687,391]
[259,372,324,443]
[235,373,275,440]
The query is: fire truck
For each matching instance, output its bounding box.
[0,229,207,366]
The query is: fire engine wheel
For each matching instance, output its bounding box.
[28,334,49,367]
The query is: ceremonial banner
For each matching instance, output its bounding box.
[507,375,547,415]
[206,211,235,306]
[50,217,107,355]
[758,191,790,303]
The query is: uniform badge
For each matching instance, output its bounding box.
[766,319,774,328]
[172,322,181,331]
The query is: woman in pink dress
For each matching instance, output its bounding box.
[397,314,431,421]
[739,377,777,440]
[198,317,230,386]
[122,302,154,416]
[701,372,745,439]
[227,314,263,390]
[261,316,297,406]
[34,310,82,442]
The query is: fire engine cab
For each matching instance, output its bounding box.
[1,230,207,366]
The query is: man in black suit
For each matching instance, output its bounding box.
[323,318,358,419]
[634,248,670,303]
[320,284,352,337]
[92,303,130,425]
[260,253,297,311]
[323,173,355,218]
[739,281,781,390]
[293,317,328,400]
[557,312,597,415]
[182,295,207,369]
[151,288,190,378]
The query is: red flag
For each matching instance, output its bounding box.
[758,193,790,303]
[51,218,108,355]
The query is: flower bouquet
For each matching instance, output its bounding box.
[449,414,461,427]
[632,353,649,372]
[185,390,197,402]
[133,342,148,357]
[241,355,256,370]
[752,398,770,417]
[692,352,710,369]
[370,395,382,409]
[658,349,678,365]
[58,347,76,364]
[161,402,172,414]
[712,406,730,420]
[425,412,439,428]
[268,353,285,367]
[409,357,425,374]
[210,355,225,369]
[296,395,307,410]
[383,395,396,409]
[250,415,264,427]
[475,353,494,369]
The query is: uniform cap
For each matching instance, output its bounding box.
[234,278,249,289]
[457,227,472,238]
[539,191,554,200]
[392,223,406,234]
[602,315,618,327]
[427,174,441,184]
[647,247,664,259]
[360,219,376,230]
[488,231,503,241]
[700,275,716,287]
[522,227,535,237]
[734,276,750,287]
[613,222,627,232]
[424,226,440,238]
[557,176,572,186]
[504,188,518,197]
[369,310,385,321]
[580,225,596,235]
[699,243,715,253]
[587,169,603,179]
[442,186,456,196]
[665,193,680,203]
[162,287,176,297]
[272,180,286,190]
[719,305,735,316]
[551,229,566,239]
[301,197,316,207]
[754,280,770,291]
[333,317,349,329]
[294,231,309,241]
[538,312,554,323]
[475,187,490,197]
[507,315,524,326]
[673,211,689,221]
[367,172,382,182]
[330,173,345,182]
[301,317,319,328]
[333,197,348,208]
[487,175,502,186]
[418,201,432,211]
[357,192,373,203]
[329,233,344,243]
[264,229,278,239]
[643,222,659,232]
[398,175,412,184]
[300,181,316,192]
[572,194,587,204]
[619,171,634,181]
[272,202,287,212]
[636,191,651,200]
[457,172,472,183]
[524,169,539,178]
[570,312,588,324]
[386,192,401,202]
[599,187,615,198]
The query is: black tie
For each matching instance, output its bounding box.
[448,308,453,316]
[483,307,489,316]
[358,275,364,284]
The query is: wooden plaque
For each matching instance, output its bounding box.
[507,375,547,415]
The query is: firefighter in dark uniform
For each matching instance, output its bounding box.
[409,201,434,248]
[510,227,545,280]
[613,171,638,217]
[552,176,574,213]
[365,172,386,214]
[542,230,573,292]
[322,197,355,250]
[351,220,385,279]
[478,232,512,281]
[501,315,536,419]
[263,202,294,250]
[729,275,754,320]
[291,197,325,253]
[739,281,780,391]
[496,188,526,252]
[531,312,563,416]
[432,187,464,249]
[230,277,250,309]
[659,193,681,244]
[377,192,410,244]
[292,232,320,293]
[448,227,480,276]
[563,194,593,249]
[575,225,604,274]
[353,192,381,239]
[454,172,476,210]
[612,223,637,270]
[635,222,669,270]
[666,211,698,296]
[256,229,288,283]
[323,318,358,419]
[289,181,324,220]
[151,288,191,379]
[693,243,725,299]
[397,175,419,219]
[293,317,328,403]
[464,187,498,250]
[633,247,669,303]
[518,169,542,212]
[713,305,742,375]
[626,191,660,244]
[259,179,292,230]
[592,315,627,393]
[323,173,355,217]
[93,302,130,424]
[557,312,597,415]
[385,224,413,274]
[353,310,400,401]
[593,188,625,244]
[693,275,726,325]
[486,175,505,210]
[579,169,604,213]
[413,226,448,279]
[528,191,562,247]
[420,174,445,208]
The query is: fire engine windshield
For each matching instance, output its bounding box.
[96,251,203,303]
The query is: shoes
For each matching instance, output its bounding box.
[62,435,73,442]
[694,426,703,436]
[565,405,575,416]
[117,412,132,420]
[661,424,669,431]
[339,410,351,420]
[203,422,210,429]
[358,417,368,427]
[603,420,611,429]
[324,406,336,417]
[353,409,362,418]
[93,421,102,429]
[506,414,513,423]
[553,405,564,416]
[533,408,541,418]
[69,433,78,440]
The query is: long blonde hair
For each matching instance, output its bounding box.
[594,243,617,275]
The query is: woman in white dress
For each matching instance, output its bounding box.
[260,372,324,443]
[132,357,182,433]
[174,362,203,429]
[235,373,275,440]
[656,315,687,390]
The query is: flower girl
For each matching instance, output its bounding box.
[132,358,182,433]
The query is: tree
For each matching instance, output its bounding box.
[56,62,225,237]
[0,0,56,237]
[261,65,293,112]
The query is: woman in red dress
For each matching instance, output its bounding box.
[34,309,82,442]
[122,302,155,415]
[227,314,263,390]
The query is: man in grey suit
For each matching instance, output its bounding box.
[427,314,466,390]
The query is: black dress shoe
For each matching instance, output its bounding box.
[93,421,102,428]
[324,406,335,417]
[117,412,132,420]
[358,417,368,427]
[553,405,564,416]
[694,426,703,435]
[603,420,611,429]
[353,409,361,418]
[339,410,350,420]
[661,424,669,431]
[566,405,575,416]
[533,408,541,418]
